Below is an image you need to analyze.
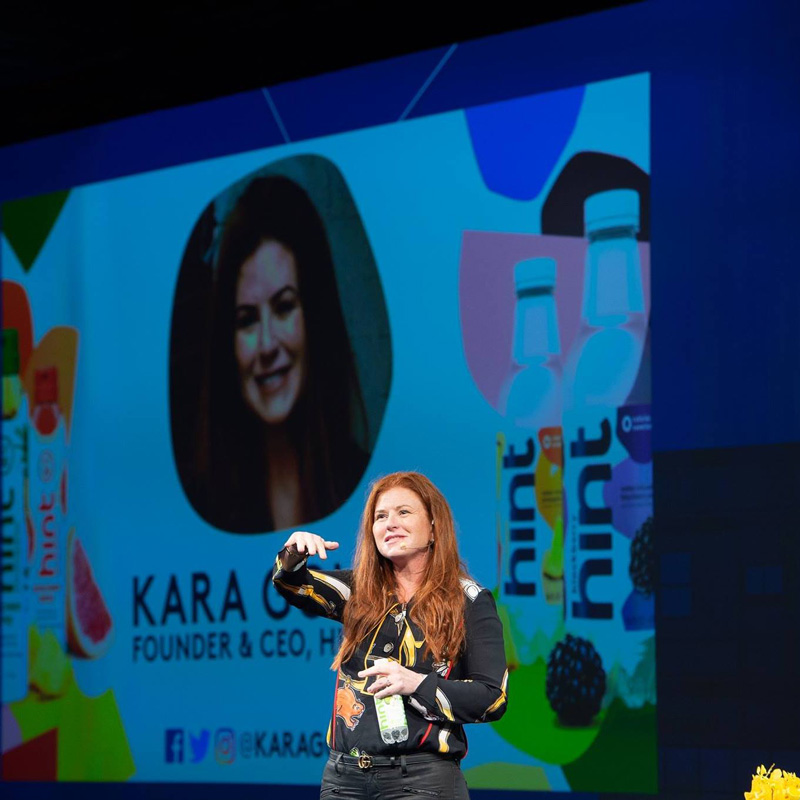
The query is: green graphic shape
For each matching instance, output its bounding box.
[11,679,135,781]
[464,762,551,790]
[495,597,521,667]
[562,699,657,792]
[491,659,604,764]
[3,190,70,272]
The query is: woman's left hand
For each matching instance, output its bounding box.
[358,658,426,699]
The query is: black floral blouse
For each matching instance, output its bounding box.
[272,550,508,761]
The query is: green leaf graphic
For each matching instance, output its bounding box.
[3,190,70,272]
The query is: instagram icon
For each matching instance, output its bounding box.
[215,728,236,764]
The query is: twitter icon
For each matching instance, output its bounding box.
[189,730,210,763]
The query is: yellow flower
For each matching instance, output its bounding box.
[746,766,800,800]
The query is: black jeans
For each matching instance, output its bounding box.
[321,752,470,800]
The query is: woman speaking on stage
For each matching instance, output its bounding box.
[272,471,508,799]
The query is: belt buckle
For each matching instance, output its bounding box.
[357,753,373,770]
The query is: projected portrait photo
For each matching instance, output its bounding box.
[170,156,391,533]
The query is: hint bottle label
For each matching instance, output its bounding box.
[536,427,564,608]
[374,693,409,744]
[2,390,30,703]
[563,402,653,672]
[30,393,67,647]
[564,408,616,626]
[498,426,564,665]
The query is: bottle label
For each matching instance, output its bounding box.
[1,391,30,702]
[563,403,653,672]
[497,426,564,666]
[30,409,67,646]
[374,693,409,744]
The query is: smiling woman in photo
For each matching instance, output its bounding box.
[205,175,369,532]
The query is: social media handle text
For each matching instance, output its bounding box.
[165,727,327,763]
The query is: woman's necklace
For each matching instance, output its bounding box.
[392,602,407,636]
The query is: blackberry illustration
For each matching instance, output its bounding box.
[545,634,606,726]
[629,516,655,595]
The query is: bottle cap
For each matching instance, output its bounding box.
[514,257,556,293]
[584,189,640,235]
[2,329,20,376]
[35,367,58,404]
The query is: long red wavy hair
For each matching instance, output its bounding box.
[332,472,469,670]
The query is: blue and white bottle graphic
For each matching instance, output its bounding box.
[562,188,653,682]
[497,257,564,666]
[563,188,646,408]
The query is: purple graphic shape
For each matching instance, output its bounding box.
[1,704,22,753]
[466,87,585,200]
[459,231,650,412]
[602,457,652,540]
[617,405,652,464]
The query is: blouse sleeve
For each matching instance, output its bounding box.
[409,587,509,724]
[271,549,352,623]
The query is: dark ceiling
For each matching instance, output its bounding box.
[0,2,639,147]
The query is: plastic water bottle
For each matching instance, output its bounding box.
[374,694,409,744]
[563,189,646,409]
[497,258,564,666]
[562,188,653,679]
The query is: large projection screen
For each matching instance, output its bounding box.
[1,71,653,792]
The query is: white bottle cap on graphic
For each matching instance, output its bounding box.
[514,257,556,293]
[584,189,640,235]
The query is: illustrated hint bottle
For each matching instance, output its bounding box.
[562,188,652,674]
[30,366,67,648]
[497,257,564,667]
[2,328,30,702]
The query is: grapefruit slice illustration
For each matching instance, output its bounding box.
[67,531,113,659]
[21,326,79,440]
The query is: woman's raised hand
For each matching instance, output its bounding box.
[284,530,339,560]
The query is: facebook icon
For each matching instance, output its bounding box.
[165,729,184,763]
